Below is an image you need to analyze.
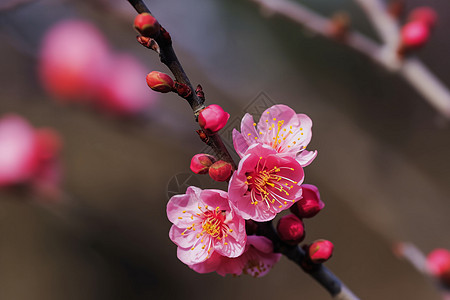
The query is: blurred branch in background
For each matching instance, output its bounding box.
[395,243,450,300]
[249,0,450,119]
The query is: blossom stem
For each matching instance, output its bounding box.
[257,221,360,300]
[126,0,236,168]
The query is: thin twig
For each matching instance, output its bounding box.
[127,0,236,169]
[249,0,450,119]
[257,221,359,299]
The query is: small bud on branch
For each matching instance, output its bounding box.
[134,13,160,38]
[146,71,174,93]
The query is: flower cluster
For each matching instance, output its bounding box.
[167,104,328,277]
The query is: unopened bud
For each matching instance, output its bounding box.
[190,154,216,174]
[290,184,324,219]
[134,13,160,37]
[308,239,334,264]
[400,21,430,49]
[427,248,450,286]
[277,214,305,245]
[146,71,174,93]
[208,160,232,182]
[409,7,437,28]
[198,104,230,133]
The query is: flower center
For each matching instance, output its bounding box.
[245,157,297,207]
[201,208,227,239]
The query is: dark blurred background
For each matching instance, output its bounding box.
[0,0,449,299]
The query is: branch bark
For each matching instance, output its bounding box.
[127,0,236,169]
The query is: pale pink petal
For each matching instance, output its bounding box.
[257,105,297,133]
[189,252,223,274]
[240,113,258,146]
[177,242,210,265]
[169,226,199,249]
[232,129,249,158]
[296,150,317,167]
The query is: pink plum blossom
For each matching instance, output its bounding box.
[228,143,304,222]
[233,104,317,167]
[0,115,62,192]
[189,235,281,278]
[167,186,246,265]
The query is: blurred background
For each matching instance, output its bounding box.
[0,0,449,299]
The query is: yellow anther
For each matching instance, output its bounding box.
[253,123,256,126]
[182,210,186,213]
[248,133,251,136]
[178,217,183,219]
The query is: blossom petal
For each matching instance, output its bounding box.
[296,149,317,167]
[232,129,249,158]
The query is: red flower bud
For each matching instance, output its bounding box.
[190,154,216,174]
[277,214,305,245]
[198,104,230,133]
[401,21,430,49]
[133,13,160,37]
[427,248,450,286]
[290,184,324,219]
[409,7,437,28]
[146,71,174,93]
[208,160,232,182]
[308,239,334,264]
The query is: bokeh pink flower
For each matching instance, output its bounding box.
[39,19,157,116]
[0,115,62,193]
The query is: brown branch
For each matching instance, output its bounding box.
[257,221,359,300]
[127,0,236,169]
